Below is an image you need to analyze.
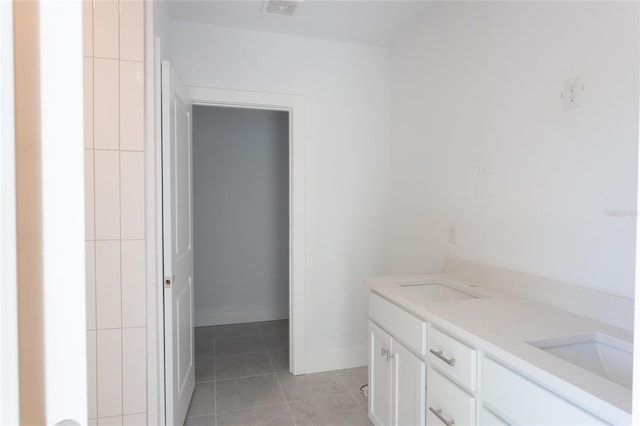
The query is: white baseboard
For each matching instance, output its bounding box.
[305,347,368,374]
[195,305,288,327]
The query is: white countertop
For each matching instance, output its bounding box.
[365,273,633,424]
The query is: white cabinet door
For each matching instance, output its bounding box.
[369,322,392,426]
[392,340,426,426]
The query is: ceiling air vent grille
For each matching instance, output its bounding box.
[263,0,302,17]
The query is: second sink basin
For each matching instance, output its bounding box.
[400,283,482,302]
[527,333,633,389]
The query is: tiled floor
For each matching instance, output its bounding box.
[185,320,371,426]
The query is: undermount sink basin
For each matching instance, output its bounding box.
[527,333,633,390]
[400,283,482,302]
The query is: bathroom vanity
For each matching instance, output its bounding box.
[366,271,632,425]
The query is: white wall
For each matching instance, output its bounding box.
[153,0,171,60]
[388,2,638,299]
[171,22,390,367]
[193,106,289,325]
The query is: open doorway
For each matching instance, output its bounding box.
[191,105,291,377]
[159,73,306,425]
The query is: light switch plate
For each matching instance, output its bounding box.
[562,76,583,111]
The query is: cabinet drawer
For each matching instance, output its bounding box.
[480,408,508,426]
[427,367,475,426]
[429,326,477,391]
[370,292,427,355]
[483,357,606,425]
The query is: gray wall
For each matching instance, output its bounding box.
[193,106,289,325]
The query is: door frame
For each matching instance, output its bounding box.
[186,86,306,377]
[148,79,307,423]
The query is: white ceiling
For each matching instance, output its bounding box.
[167,0,437,46]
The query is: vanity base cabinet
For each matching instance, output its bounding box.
[368,321,426,426]
[483,357,606,425]
[369,322,392,426]
[480,408,508,426]
[393,340,426,426]
[427,367,475,426]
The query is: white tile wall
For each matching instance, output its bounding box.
[123,413,147,426]
[123,328,147,414]
[94,58,119,150]
[98,416,123,426]
[120,152,145,240]
[121,241,145,328]
[86,241,96,330]
[97,329,122,417]
[94,150,120,240]
[85,1,146,423]
[93,0,118,59]
[119,0,144,62]
[85,150,95,240]
[95,241,121,329]
[84,57,93,149]
[120,61,144,151]
[87,330,97,419]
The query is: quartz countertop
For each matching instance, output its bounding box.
[365,273,633,424]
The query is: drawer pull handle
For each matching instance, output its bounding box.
[430,349,456,366]
[429,407,455,426]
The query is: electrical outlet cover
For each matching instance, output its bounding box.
[562,76,583,111]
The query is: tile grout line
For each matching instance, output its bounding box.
[283,390,354,404]
[275,373,298,426]
[260,333,277,376]
[212,331,216,416]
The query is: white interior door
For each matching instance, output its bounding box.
[162,60,195,426]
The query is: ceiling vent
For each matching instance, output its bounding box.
[263,0,302,18]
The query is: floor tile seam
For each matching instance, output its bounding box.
[275,370,298,426]
[184,413,215,420]
[215,373,286,415]
[214,350,269,358]
[213,371,276,383]
[334,371,351,391]
[211,349,217,415]
[213,332,262,341]
[347,391,368,414]
[213,379,218,415]
[264,343,278,375]
[215,349,268,356]
[336,367,368,395]
[284,390,354,404]
[214,401,288,416]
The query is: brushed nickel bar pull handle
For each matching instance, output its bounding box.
[429,407,455,426]
[430,349,456,366]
